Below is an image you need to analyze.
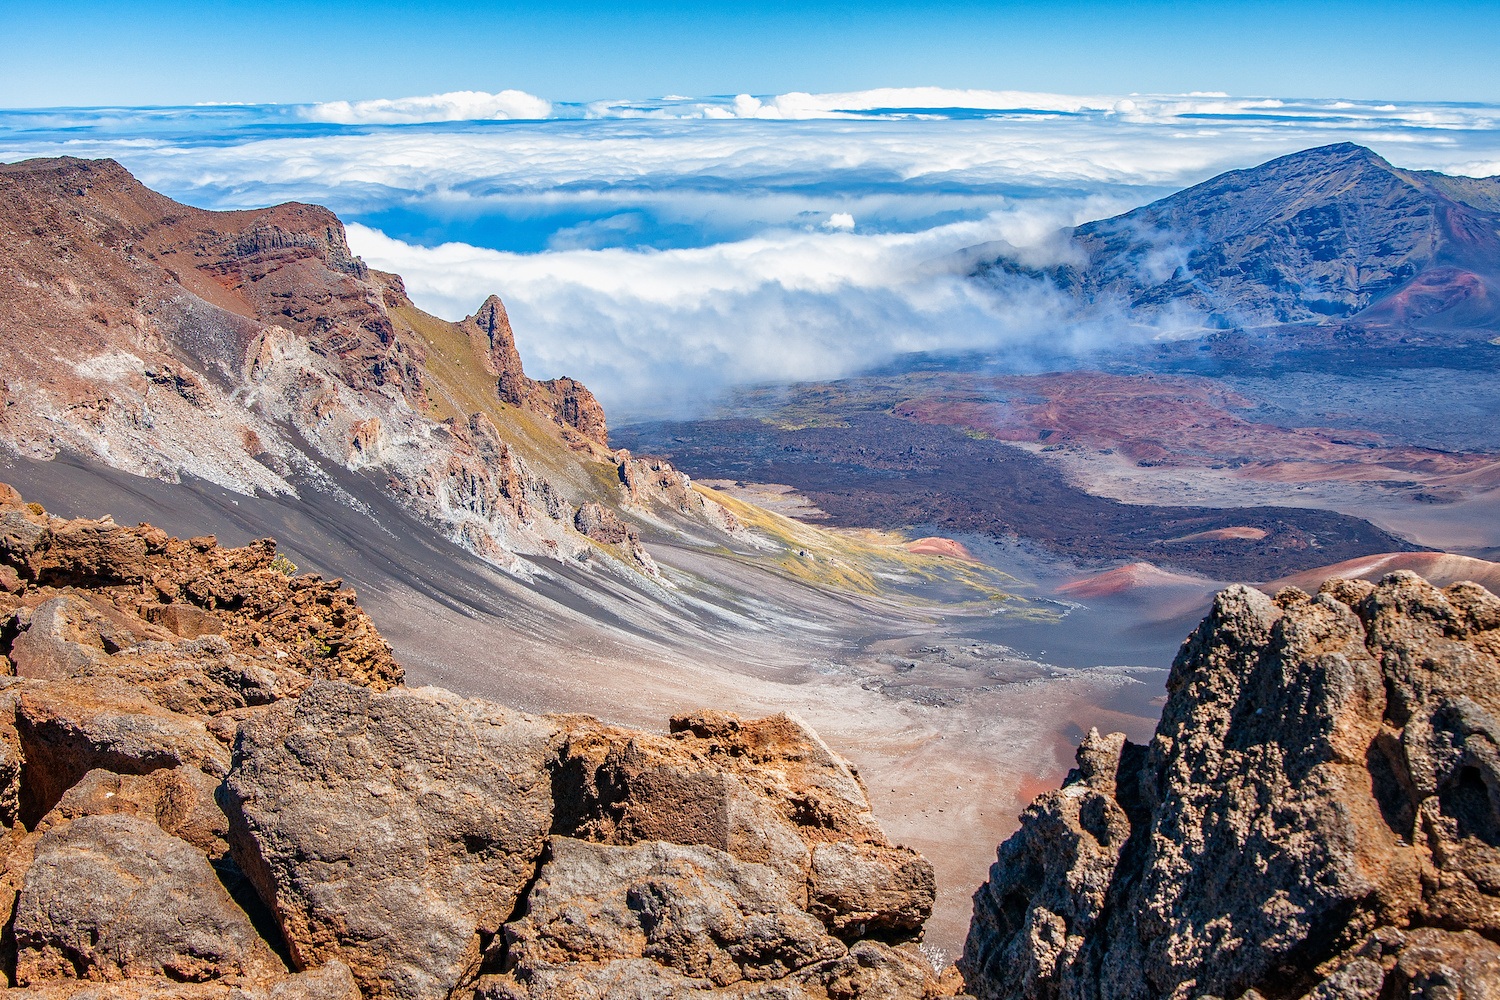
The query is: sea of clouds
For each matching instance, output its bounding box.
[3,87,1498,417]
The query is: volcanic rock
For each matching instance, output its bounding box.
[15,681,230,828]
[36,764,230,859]
[502,837,844,987]
[551,710,936,939]
[13,813,282,985]
[492,837,948,1000]
[0,486,942,999]
[961,571,1500,1000]
[220,682,557,1000]
[461,294,609,448]
[573,501,634,545]
[1,157,746,590]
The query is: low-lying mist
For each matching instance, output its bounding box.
[348,212,1212,419]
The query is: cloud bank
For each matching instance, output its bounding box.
[346,212,1200,419]
[304,89,552,124]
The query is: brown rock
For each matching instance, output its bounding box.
[551,711,934,938]
[13,813,282,984]
[0,501,399,691]
[32,517,150,587]
[37,765,231,859]
[0,961,360,1000]
[221,682,557,1000]
[0,685,23,828]
[1383,927,1500,998]
[8,595,115,678]
[494,837,944,1000]
[573,502,634,545]
[461,294,608,447]
[464,294,527,398]
[144,602,225,639]
[808,841,936,938]
[668,711,889,845]
[499,836,845,991]
[537,376,608,447]
[16,680,230,827]
[961,573,1500,1000]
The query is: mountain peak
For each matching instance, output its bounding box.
[984,144,1500,332]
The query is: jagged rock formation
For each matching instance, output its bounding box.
[961,571,1500,1000]
[0,485,950,999]
[460,295,608,449]
[0,156,734,580]
[974,143,1500,333]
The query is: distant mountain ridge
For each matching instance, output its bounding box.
[975,142,1500,334]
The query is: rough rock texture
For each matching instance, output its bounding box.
[14,813,282,984]
[616,450,743,537]
[491,837,948,1000]
[961,571,1500,1000]
[0,487,943,1000]
[574,501,635,545]
[0,490,399,693]
[220,682,558,1000]
[550,709,936,937]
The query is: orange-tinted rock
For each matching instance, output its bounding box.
[0,489,938,999]
[962,572,1500,1000]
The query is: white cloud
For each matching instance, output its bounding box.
[824,212,855,231]
[303,89,552,124]
[726,87,1121,119]
[345,208,1193,419]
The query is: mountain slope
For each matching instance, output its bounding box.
[975,142,1500,333]
[0,155,737,578]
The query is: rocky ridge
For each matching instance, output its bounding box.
[961,571,1500,1000]
[0,484,951,999]
[0,156,738,580]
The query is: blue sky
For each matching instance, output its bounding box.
[4,0,1500,107]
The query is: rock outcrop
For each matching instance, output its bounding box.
[961,571,1500,1000]
[461,294,609,449]
[0,485,948,999]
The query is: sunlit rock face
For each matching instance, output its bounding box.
[0,485,952,1000]
[0,156,734,581]
[962,571,1500,1000]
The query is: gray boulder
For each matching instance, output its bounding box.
[221,681,557,1000]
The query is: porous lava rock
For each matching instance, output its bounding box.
[13,813,282,985]
[490,835,947,999]
[961,571,1500,1000]
[550,709,936,936]
[220,682,558,1000]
